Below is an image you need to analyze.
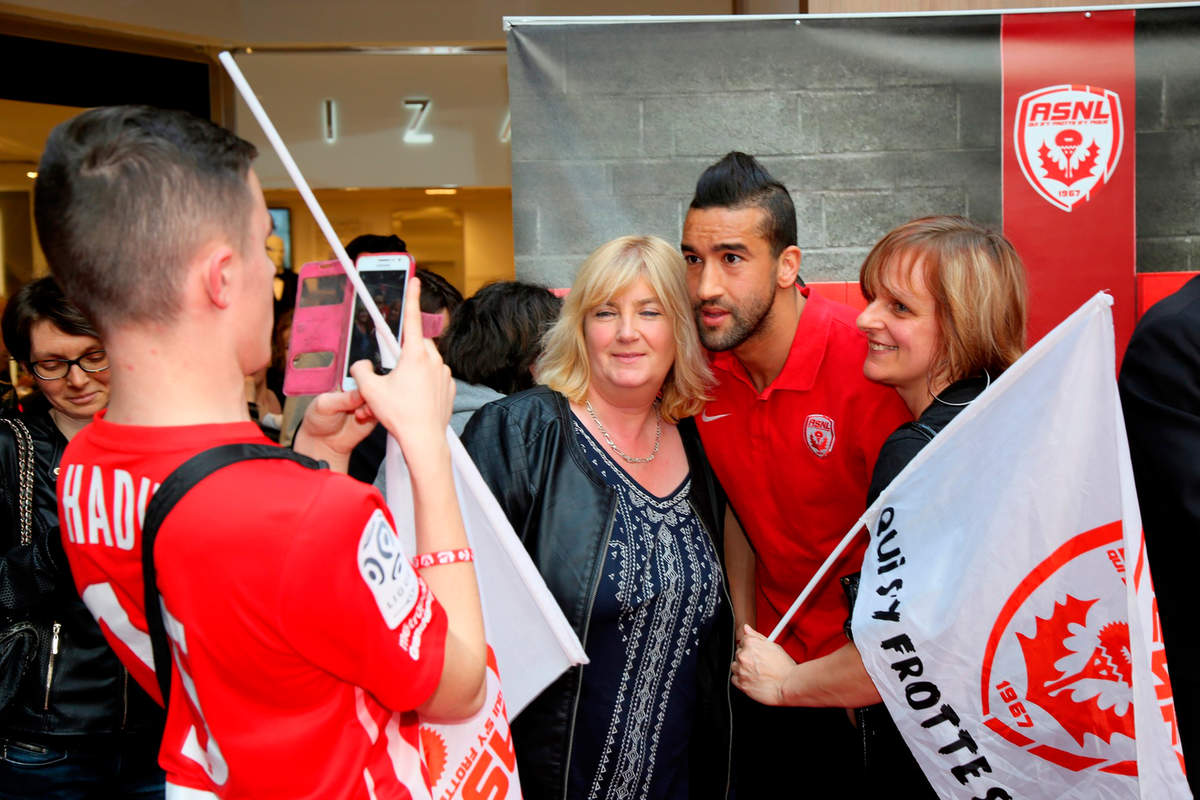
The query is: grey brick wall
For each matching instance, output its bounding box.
[1136,9,1200,271]
[508,16,1002,287]
[509,11,1200,287]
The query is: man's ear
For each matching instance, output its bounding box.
[777,245,802,289]
[199,242,238,310]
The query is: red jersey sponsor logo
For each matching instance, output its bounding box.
[804,414,835,458]
[1014,84,1124,212]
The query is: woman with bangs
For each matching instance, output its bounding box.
[731,216,1027,794]
[461,235,733,800]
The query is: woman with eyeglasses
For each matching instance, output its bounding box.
[0,277,164,798]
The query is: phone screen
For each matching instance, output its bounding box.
[343,253,411,390]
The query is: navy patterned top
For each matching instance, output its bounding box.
[567,419,722,800]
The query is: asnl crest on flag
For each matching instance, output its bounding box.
[851,294,1189,799]
[1014,84,1124,212]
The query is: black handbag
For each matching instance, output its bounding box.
[0,415,39,712]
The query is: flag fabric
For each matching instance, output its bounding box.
[385,434,588,800]
[851,293,1190,799]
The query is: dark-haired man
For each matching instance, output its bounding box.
[36,106,486,798]
[681,152,910,786]
[341,233,464,483]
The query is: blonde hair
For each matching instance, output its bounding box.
[537,235,712,423]
[859,216,1028,384]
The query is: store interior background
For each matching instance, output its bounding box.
[0,0,1141,299]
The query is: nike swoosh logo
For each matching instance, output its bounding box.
[700,411,731,422]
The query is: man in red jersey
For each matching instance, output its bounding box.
[35,106,486,799]
[680,152,911,791]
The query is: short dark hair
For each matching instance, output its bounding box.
[414,270,463,316]
[440,281,561,395]
[34,106,258,331]
[2,277,100,365]
[342,235,463,317]
[689,151,797,258]
[345,234,407,263]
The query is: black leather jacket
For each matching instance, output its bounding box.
[0,399,163,741]
[461,387,733,800]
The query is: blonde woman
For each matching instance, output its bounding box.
[732,215,1028,796]
[462,235,733,800]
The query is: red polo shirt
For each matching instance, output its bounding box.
[698,287,911,662]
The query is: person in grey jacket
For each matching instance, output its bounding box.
[439,280,561,434]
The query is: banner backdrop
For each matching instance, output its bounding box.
[1002,10,1137,357]
[506,7,1200,355]
[850,294,1188,798]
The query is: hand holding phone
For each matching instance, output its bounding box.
[343,252,412,391]
[350,275,455,457]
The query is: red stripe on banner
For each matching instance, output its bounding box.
[1101,759,1139,776]
[985,717,1036,748]
[1002,11,1136,363]
[1029,744,1107,772]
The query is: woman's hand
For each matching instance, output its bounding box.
[731,625,795,706]
[733,631,884,709]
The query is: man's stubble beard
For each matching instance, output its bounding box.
[693,286,775,353]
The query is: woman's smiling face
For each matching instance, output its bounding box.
[856,254,946,416]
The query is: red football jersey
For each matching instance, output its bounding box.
[697,288,912,662]
[59,414,447,798]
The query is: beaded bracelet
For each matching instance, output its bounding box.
[412,548,475,570]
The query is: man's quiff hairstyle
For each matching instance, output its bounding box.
[860,215,1028,385]
[34,105,258,330]
[689,151,797,258]
[537,235,712,423]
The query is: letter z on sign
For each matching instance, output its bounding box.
[357,509,420,628]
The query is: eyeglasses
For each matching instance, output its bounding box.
[30,350,109,381]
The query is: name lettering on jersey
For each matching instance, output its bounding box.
[358,510,421,631]
[61,463,159,550]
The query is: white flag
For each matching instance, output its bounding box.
[851,293,1189,799]
[385,433,588,800]
[384,433,588,715]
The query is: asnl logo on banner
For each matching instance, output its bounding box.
[980,521,1142,776]
[1015,84,1124,212]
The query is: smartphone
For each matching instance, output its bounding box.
[342,252,413,391]
[283,260,353,397]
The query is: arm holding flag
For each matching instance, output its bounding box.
[734,625,881,707]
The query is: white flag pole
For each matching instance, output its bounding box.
[217,50,398,361]
[767,510,872,642]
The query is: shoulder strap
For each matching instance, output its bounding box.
[903,421,938,442]
[0,416,35,546]
[141,443,324,705]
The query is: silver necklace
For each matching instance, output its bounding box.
[585,400,661,464]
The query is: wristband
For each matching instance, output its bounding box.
[412,548,474,569]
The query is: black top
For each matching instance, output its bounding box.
[1118,274,1200,792]
[867,376,989,506]
[856,375,987,797]
[461,387,733,800]
[0,396,164,741]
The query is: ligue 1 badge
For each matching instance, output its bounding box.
[1014,84,1124,212]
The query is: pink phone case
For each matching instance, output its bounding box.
[283,260,354,396]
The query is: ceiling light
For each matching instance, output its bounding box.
[425,188,457,195]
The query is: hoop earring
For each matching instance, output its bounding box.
[931,368,991,408]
